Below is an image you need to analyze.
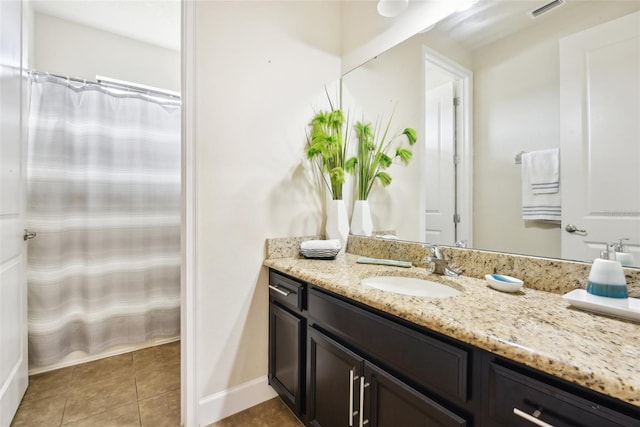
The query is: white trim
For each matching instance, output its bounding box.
[181,1,198,426]
[423,46,474,247]
[198,376,278,426]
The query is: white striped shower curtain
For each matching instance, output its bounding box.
[26,73,181,367]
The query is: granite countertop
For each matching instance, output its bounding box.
[264,253,640,408]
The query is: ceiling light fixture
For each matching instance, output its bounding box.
[377,0,409,18]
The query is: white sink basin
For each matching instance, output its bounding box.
[360,276,461,298]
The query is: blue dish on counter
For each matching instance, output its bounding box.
[485,274,524,293]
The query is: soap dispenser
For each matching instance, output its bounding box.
[587,244,628,298]
[613,238,635,267]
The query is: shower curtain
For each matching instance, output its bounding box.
[26,73,181,367]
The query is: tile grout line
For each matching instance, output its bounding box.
[133,351,143,427]
[57,365,75,427]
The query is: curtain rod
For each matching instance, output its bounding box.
[96,75,181,98]
[28,70,181,100]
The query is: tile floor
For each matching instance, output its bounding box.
[207,397,303,427]
[11,341,180,427]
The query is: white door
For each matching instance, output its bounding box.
[0,0,29,424]
[560,11,640,266]
[424,80,456,245]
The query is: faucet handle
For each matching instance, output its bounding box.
[428,244,442,259]
[455,240,468,248]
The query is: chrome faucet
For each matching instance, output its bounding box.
[424,245,462,276]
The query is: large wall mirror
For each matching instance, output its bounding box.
[342,0,640,267]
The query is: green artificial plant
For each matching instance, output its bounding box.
[306,99,350,200]
[346,114,417,200]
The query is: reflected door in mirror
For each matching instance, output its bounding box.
[425,80,456,244]
[560,10,640,266]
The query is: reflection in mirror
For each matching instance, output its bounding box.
[342,0,640,267]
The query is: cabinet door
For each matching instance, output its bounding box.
[269,302,304,416]
[307,327,364,427]
[364,363,467,427]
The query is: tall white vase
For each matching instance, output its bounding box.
[326,199,349,253]
[350,200,373,237]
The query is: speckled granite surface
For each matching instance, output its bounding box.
[346,235,640,298]
[265,235,324,259]
[264,236,640,408]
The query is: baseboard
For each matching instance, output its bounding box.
[198,376,278,426]
[28,335,180,375]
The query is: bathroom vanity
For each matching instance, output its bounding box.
[265,250,640,427]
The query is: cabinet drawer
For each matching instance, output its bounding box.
[308,288,469,403]
[488,362,639,427]
[269,270,305,311]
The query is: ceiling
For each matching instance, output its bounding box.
[31,0,181,51]
[432,0,572,51]
[28,0,568,55]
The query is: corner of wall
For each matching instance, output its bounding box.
[198,377,277,426]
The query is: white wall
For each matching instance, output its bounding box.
[33,13,179,92]
[193,1,341,422]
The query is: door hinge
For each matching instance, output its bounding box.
[453,97,460,107]
[453,213,461,224]
[453,154,460,165]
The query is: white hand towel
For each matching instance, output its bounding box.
[522,150,561,222]
[300,239,341,251]
[529,148,560,194]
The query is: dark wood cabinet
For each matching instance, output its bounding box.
[306,287,471,427]
[484,360,640,427]
[269,302,305,416]
[307,327,364,427]
[364,362,467,427]
[307,327,467,427]
[307,288,470,404]
[268,270,307,418]
[267,268,640,427]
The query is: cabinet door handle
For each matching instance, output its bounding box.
[268,285,290,297]
[513,408,554,427]
[359,377,370,427]
[349,369,355,426]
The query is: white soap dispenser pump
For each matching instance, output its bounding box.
[614,238,635,267]
[587,244,628,299]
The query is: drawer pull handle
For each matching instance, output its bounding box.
[268,285,291,297]
[349,369,355,426]
[359,377,370,427]
[513,408,554,427]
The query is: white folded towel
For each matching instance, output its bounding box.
[300,239,341,251]
[528,148,559,194]
[522,150,561,222]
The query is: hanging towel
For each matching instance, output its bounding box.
[529,148,560,194]
[522,150,561,221]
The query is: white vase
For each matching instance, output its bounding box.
[326,199,349,253]
[350,200,373,237]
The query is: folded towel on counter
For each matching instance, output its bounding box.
[522,150,561,222]
[528,148,560,194]
[300,239,341,251]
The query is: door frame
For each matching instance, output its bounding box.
[181,0,198,425]
[422,47,473,247]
